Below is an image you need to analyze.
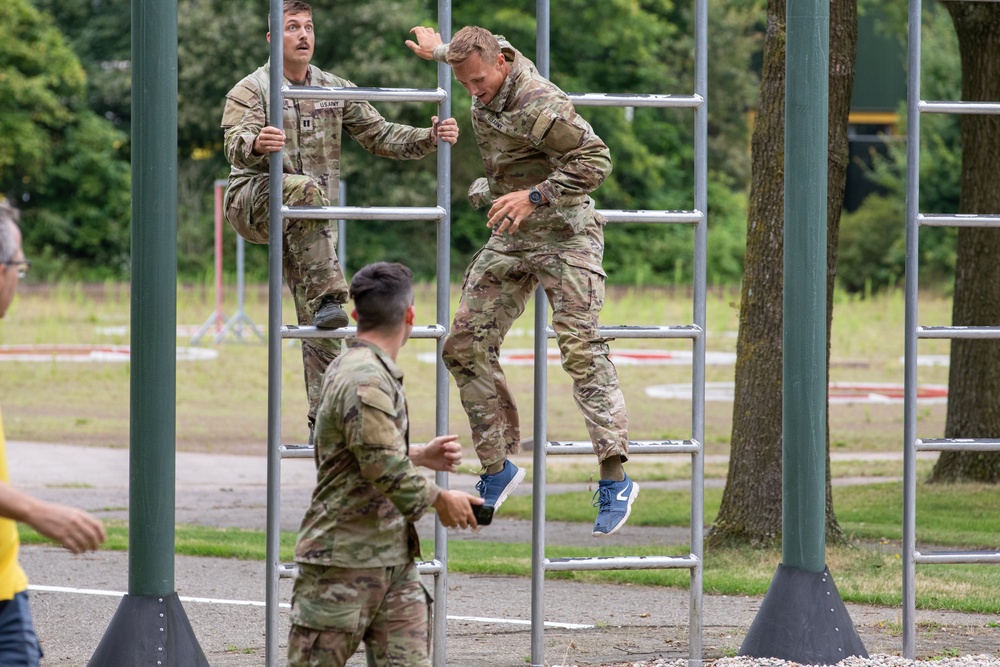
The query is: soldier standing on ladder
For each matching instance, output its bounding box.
[406,26,639,537]
[220,0,459,440]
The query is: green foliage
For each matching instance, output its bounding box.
[1,0,131,279]
[839,2,961,294]
[27,0,758,283]
[0,0,88,192]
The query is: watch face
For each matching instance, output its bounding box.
[529,189,542,204]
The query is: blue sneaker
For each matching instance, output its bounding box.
[475,460,525,512]
[592,475,639,537]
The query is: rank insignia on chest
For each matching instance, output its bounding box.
[301,118,313,130]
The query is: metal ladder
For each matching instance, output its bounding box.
[527,0,707,665]
[262,3,455,665]
[902,0,1000,658]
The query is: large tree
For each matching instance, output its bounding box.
[707,0,858,546]
[928,3,1000,484]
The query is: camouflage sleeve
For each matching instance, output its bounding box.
[221,81,268,170]
[340,81,437,161]
[526,96,613,207]
[348,383,440,520]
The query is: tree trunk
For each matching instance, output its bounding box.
[708,0,856,547]
[929,3,1000,484]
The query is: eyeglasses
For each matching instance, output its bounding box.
[2,260,29,279]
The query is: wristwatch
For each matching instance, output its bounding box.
[528,188,544,206]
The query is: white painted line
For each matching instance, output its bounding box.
[448,615,592,630]
[28,585,593,628]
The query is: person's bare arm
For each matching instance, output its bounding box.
[0,483,106,554]
[410,434,462,472]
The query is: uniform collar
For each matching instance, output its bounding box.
[347,338,405,382]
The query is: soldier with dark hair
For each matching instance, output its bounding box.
[288,262,480,667]
[221,1,459,439]
[407,26,638,537]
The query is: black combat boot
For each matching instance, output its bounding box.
[313,297,349,329]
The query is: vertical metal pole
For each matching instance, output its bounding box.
[214,181,225,332]
[433,2,453,665]
[530,4,551,666]
[902,0,922,657]
[129,0,178,598]
[782,0,829,573]
[689,0,708,661]
[265,0,284,663]
[236,236,248,335]
[338,180,347,271]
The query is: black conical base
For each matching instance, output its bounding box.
[88,593,209,667]
[740,563,868,665]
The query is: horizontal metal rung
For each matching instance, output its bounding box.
[920,100,1000,115]
[915,550,1000,565]
[279,559,443,579]
[547,440,700,455]
[281,324,446,340]
[283,85,447,104]
[599,209,703,224]
[569,93,703,109]
[545,555,699,572]
[916,325,1000,340]
[282,205,445,221]
[280,444,314,458]
[916,438,1000,452]
[545,324,702,340]
[918,213,1000,228]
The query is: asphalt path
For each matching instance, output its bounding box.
[8,442,996,666]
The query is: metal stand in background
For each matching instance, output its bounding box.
[191,179,265,345]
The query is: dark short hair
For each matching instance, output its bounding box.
[0,199,21,264]
[349,262,414,333]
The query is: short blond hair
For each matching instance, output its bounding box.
[446,26,501,66]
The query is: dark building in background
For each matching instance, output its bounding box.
[845,8,907,212]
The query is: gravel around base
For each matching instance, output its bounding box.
[554,656,1000,667]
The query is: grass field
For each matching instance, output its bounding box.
[5,282,998,614]
[0,281,955,460]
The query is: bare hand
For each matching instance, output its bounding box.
[405,26,443,60]
[431,116,459,146]
[411,434,462,472]
[487,190,539,235]
[30,502,107,555]
[433,490,482,530]
[252,125,286,155]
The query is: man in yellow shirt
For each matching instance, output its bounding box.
[0,199,107,665]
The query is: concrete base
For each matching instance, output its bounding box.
[740,563,868,665]
[88,593,209,666]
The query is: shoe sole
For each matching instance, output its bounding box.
[314,315,349,329]
[592,481,640,538]
[473,466,526,532]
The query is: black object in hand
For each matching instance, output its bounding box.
[472,504,494,526]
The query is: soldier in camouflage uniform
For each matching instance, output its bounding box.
[406,26,639,537]
[221,0,459,434]
[289,262,480,667]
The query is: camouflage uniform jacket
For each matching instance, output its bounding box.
[221,62,437,216]
[435,39,612,251]
[295,339,440,568]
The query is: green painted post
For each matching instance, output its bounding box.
[783,0,829,572]
[129,0,178,596]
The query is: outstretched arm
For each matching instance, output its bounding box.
[410,434,462,472]
[405,26,444,61]
[0,483,106,554]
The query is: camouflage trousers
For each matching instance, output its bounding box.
[442,233,629,469]
[288,561,431,667]
[226,173,348,426]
